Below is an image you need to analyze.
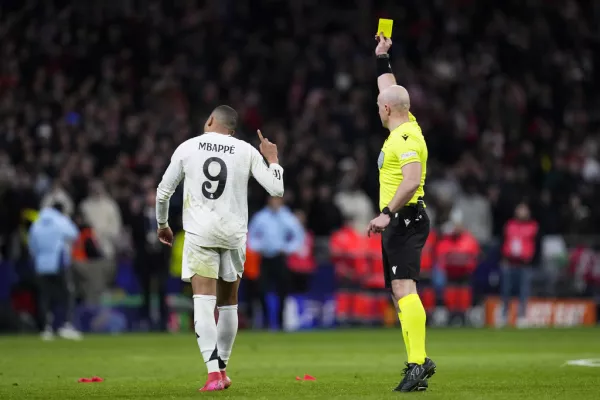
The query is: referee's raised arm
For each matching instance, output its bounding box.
[375,33,395,93]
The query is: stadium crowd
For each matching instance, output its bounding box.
[1,0,600,329]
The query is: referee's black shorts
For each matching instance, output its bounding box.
[381,204,430,286]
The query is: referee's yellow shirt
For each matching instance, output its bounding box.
[378,112,427,211]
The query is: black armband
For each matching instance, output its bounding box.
[376,54,392,76]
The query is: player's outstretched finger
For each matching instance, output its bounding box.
[257,129,265,142]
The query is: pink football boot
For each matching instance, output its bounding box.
[198,372,225,392]
[221,371,232,389]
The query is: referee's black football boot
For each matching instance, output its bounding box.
[423,357,437,381]
[393,358,436,392]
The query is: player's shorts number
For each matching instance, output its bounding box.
[202,157,227,199]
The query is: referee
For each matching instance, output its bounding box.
[367,33,436,392]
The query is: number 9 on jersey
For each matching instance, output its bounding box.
[202,157,228,199]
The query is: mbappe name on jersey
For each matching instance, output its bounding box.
[198,141,236,154]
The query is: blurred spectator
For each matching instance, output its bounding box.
[428,171,462,208]
[14,176,40,265]
[242,246,263,329]
[41,181,74,217]
[71,212,114,306]
[330,219,368,325]
[28,203,81,340]
[562,195,593,235]
[451,178,492,246]
[308,185,343,236]
[569,245,600,295]
[433,210,480,314]
[80,181,123,261]
[540,235,568,296]
[248,197,305,329]
[286,210,316,295]
[581,140,600,183]
[334,158,375,233]
[537,190,562,235]
[130,190,170,331]
[420,229,438,279]
[362,235,388,325]
[0,176,20,259]
[500,202,541,327]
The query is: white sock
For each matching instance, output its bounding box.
[217,305,239,370]
[193,295,219,374]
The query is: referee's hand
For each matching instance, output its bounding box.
[367,213,391,237]
[375,32,392,56]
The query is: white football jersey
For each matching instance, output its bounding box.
[156,132,284,249]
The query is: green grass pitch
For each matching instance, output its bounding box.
[1,328,599,399]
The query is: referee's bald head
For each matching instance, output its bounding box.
[377,85,410,128]
[205,105,238,135]
[379,85,410,112]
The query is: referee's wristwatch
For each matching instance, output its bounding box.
[382,207,391,216]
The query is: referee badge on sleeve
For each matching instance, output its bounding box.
[377,151,385,169]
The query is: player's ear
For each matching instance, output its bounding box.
[207,115,214,127]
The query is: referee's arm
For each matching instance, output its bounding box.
[386,162,422,213]
[375,33,396,93]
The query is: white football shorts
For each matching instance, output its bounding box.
[181,237,245,283]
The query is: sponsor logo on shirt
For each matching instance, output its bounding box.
[400,151,417,160]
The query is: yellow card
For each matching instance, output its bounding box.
[377,18,393,38]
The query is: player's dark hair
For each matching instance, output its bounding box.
[212,105,238,132]
[50,202,64,214]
